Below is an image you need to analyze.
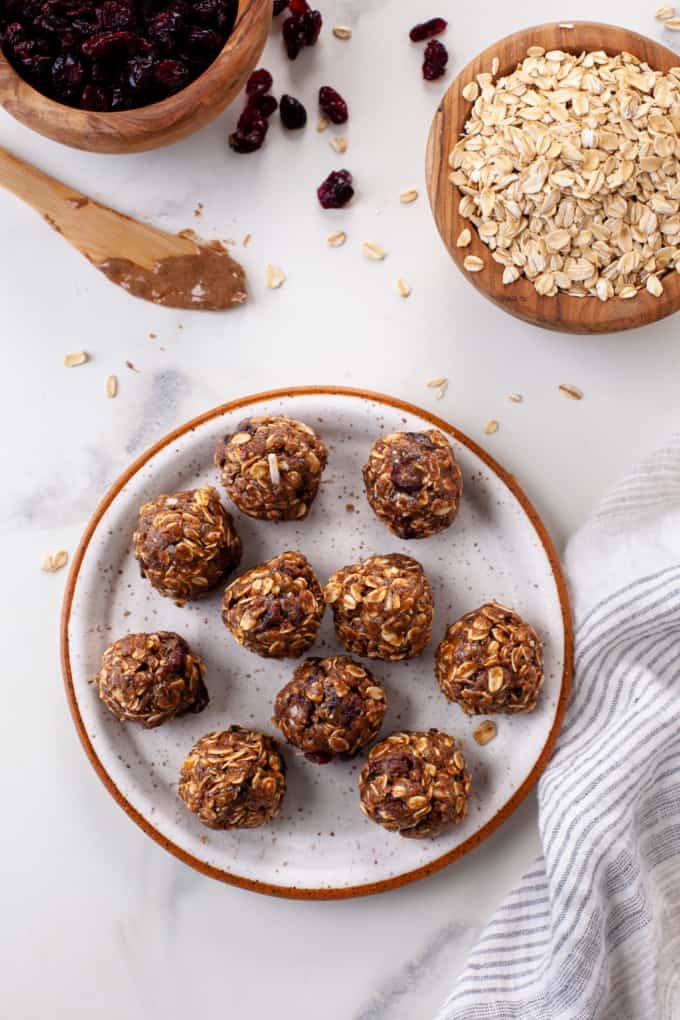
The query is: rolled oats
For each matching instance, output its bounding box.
[330,136,348,153]
[435,602,544,714]
[332,24,352,38]
[222,550,324,659]
[179,726,286,829]
[449,48,680,299]
[324,553,434,661]
[473,720,498,744]
[396,277,412,297]
[558,383,583,400]
[457,228,472,247]
[134,487,241,601]
[464,255,484,272]
[359,729,471,838]
[266,264,286,289]
[95,632,207,728]
[106,374,118,398]
[327,230,347,247]
[362,241,387,261]
[400,189,419,203]
[64,351,88,367]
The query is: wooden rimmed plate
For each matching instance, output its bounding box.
[61,387,573,899]
[426,21,680,334]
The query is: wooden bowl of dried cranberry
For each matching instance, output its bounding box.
[0,0,271,153]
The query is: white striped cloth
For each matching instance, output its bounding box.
[437,438,680,1020]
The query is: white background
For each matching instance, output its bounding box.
[2,1,679,1018]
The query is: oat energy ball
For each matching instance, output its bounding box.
[179,727,286,830]
[95,632,208,729]
[273,656,387,762]
[359,729,471,838]
[436,602,544,715]
[222,550,324,658]
[134,486,242,601]
[325,553,433,660]
[363,430,463,539]
[214,415,328,521]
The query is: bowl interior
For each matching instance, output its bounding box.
[425,21,680,334]
[0,0,271,153]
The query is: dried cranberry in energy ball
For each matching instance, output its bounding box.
[222,550,324,659]
[0,1,239,112]
[362,430,463,539]
[95,632,208,729]
[179,726,286,830]
[359,729,471,838]
[214,415,328,522]
[435,603,544,714]
[133,486,242,601]
[324,553,434,661]
[273,656,387,762]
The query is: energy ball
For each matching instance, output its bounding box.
[324,553,433,660]
[222,550,324,658]
[363,430,463,539]
[273,656,387,762]
[179,726,286,829]
[134,486,242,601]
[435,602,544,714]
[95,632,208,729]
[214,415,328,521]
[359,729,471,838]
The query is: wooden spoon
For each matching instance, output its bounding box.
[0,145,247,310]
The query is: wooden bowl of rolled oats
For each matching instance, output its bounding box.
[426,22,680,334]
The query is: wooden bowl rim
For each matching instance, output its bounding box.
[0,0,268,137]
[426,21,680,334]
[60,385,574,900]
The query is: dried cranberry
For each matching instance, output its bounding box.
[154,58,189,94]
[81,30,142,60]
[409,18,447,42]
[281,0,322,59]
[229,110,268,153]
[81,83,111,110]
[148,9,186,51]
[51,53,85,100]
[272,0,288,14]
[280,93,306,129]
[246,67,272,96]
[422,39,448,80]
[319,85,348,124]
[249,93,277,118]
[317,169,354,209]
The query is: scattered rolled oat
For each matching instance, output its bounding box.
[400,189,419,204]
[462,81,479,102]
[508,392,523,403]
[665,16,680,27]
[106,374,118,398]
[449,48,680,300]
[456,227,472,247]
[330,136,348,153]
[41,550,68,573]
[559,383,583,400]
[332,24,352,39]
[243,233,252,247]
[64,351,88,367]
[656,5,675,18]
[125,360,140,372]
[317,115,329,131]
[427,376,448,389]
[647,274,664,296]
[266,264,286,289]
[484,419,499,434]
[463,255,484,272]
[396,277,412,297]
[474,720,498,745]
[327,230,347,247]
[362,241,387,261]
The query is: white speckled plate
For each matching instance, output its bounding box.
[61,387,572,899]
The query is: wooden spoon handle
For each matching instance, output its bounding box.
[0,144,87,215]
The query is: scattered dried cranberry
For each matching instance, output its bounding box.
[317,169,354,209]
[246,67,273,96]
[249,93,278,118]
[280,93,306,129]
[409,18,447,42]
[0,0,239,111]
[319,85,348,124]
[281,0,322,59]
[423,39,448,80]
[272,0,288,14]
[229,113,268,153]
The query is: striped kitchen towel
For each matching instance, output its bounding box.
[438,438,680,1020]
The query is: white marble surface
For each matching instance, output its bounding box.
[2,1,680,1017]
